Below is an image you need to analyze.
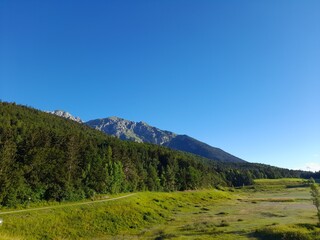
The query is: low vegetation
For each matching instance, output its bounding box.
[310,178,320,225]
[255,224,320,240]
[0,190,231,239]
[0,179,319,239]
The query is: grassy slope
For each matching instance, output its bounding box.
[0,179,319,240]
[0,190,231,240]
[141,180,318,240]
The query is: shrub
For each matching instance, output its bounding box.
[310,178,320,225]
[255,225,311,240]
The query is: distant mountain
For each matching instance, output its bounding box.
[85,116,176,144]
[47,110,83,123]
[86,117,245,163]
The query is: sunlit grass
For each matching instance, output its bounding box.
[255,224,320,240]
[0,179,318,239]
[254,178,305,184]
[0,234,22,240]
[0,189,231,239]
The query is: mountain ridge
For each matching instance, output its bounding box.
[85,116,177,145]
[86,116,245,163]
[48,110,245,163]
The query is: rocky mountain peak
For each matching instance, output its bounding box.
[86,117,177,145]
[47,110,83,123]
[107,116,124,121]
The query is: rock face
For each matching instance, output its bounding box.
[86,117,176,145]
[47,110,83,123]
[86,117,245,163]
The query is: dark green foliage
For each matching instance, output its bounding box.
[302,171,320,181]
[0,102,304,206]
[215,161,303,187]
[0,102,222,206]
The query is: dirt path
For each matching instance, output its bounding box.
[0,193,136,215]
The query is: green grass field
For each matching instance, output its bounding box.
[0,179,319,239]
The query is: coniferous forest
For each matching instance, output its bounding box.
[0,102,306,207]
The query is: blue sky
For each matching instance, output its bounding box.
[1,0,319,171]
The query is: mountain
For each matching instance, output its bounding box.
[85,117,245,163]
[46,112,244,163]
[47,110,83,123]
[0,102,306,207]
[85,117,176,144]
[0,102,225,205]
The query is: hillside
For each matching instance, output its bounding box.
[0,181,318,240]
[0,102,303,207]
[86,117,245,163]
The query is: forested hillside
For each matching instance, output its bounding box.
[0,102,304,207]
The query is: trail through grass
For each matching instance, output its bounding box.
[0,179,319,239]
[0,193,135,215]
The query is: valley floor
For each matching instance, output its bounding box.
[0,179,319,240]
[139,188,315,239]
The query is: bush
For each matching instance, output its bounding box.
[255,225,312,240]
[310,178,320,225]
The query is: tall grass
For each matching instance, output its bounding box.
[0,179,316,240]
[255,224,320,240]
[0,190,231,240]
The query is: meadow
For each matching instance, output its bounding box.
[0,178,319,239]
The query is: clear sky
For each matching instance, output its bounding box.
[1,0,319,171]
